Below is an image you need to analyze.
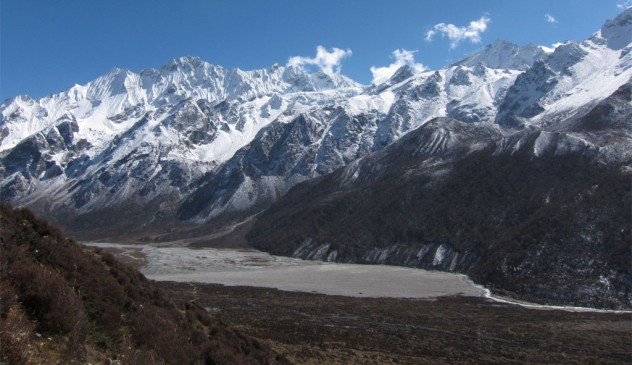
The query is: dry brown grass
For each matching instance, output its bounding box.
[0,204,288,364]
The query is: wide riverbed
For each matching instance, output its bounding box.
[84,242,486,299]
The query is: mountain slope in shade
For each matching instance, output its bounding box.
[247,114,631,309]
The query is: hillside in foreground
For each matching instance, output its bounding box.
[0,204,288,365]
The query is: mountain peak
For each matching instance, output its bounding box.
[104,67,133,77]
[160,56,218,74]
[281,65,360,90]
[87,67,141,100]
[177,55,204,63]
[600,8,632,50]
[389,65,415,83]
[455,39,551,71]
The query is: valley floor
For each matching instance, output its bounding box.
[84,242,487,298]
[160,282,632,364]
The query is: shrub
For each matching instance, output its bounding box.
[11,263,85,335]
[0,282,34,364]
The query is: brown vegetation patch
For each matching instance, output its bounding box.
[161,282,632,365]
[0,204,287,364]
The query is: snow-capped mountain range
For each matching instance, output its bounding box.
[0,58,360,220]
[1,9,631,236]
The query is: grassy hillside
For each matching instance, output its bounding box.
[0,204,288,364]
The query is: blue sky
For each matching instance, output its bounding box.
[1,0,629,100]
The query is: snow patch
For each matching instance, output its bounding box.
[433,244,449,266]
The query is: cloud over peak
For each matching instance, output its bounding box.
[426,15,491,49]
[287,46,352,75]
[370,49,426,85]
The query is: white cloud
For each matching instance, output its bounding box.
[370,49,426,85]
[287,46,352,75]
[545,13,558,24]
[425,15,491,49]
[617,0,632,9]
